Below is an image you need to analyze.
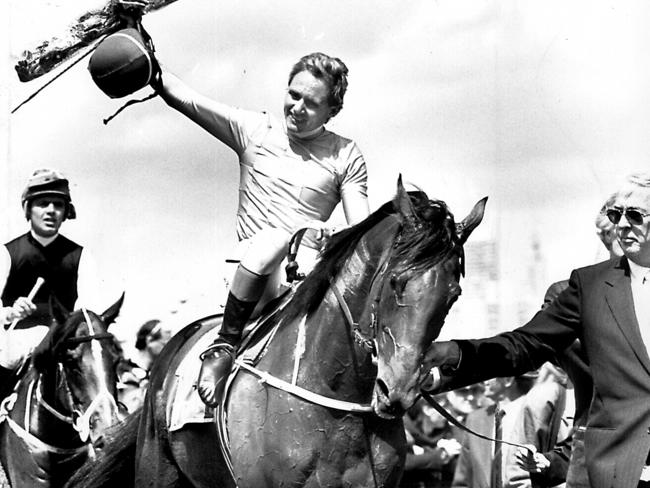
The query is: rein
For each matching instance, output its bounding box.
[419,390,535,455]
[34,371,118,443]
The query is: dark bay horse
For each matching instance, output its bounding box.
[67,178,486,488]
[0,296,125,487]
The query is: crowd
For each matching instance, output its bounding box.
[400,363,571,488]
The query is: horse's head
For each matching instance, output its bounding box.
[368,177,486,418]
[31,294,125,444]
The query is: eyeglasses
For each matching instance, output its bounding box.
[606,207,650,225]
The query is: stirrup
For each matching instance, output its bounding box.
[200,341,235,361]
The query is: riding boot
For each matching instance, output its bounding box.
[197,266,269,407]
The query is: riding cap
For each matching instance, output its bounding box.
[88,27,157,99]
[21,169,76,220]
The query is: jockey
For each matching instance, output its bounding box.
[0,169,101,391]
[155,52,371,407]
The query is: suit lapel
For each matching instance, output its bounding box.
[605,257,650,375]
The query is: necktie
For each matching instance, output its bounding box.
[491,403,505,488]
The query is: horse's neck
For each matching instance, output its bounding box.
[284,243,382,399]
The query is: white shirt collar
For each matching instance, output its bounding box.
[30,230,58,247]
[628,258,650,285]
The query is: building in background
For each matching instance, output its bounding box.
[440,231,547,340]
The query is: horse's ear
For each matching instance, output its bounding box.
[100,292,125,327]
[49,295,70,326]
[456,197,488,245]
[394,174,418,222]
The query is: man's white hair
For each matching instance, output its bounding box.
[615,172,650,204]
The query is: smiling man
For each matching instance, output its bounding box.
[424,172,650,488]
[0,169,94,377]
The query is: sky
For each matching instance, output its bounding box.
[2,0,650,345]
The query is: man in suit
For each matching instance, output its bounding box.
[424,172,650,488]
[516,196,626,487]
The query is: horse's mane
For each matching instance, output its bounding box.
[279,191,458,325]
[31,310,94,372]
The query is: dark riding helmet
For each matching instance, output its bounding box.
[21,169,76,220]
[88,27,158,99]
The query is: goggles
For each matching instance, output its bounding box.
[606,207,650,226]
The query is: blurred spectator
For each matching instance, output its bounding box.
[446,383,487,419]
[594,192,623,260]
[114,318,172,414]
[452,371,562,488]
[115,357,148,415]
[512,365,569,488]
[401,384,485,488]
[135,319,172,371]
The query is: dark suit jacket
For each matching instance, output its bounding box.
[446,257,650,488]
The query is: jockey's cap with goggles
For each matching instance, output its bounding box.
[21,169,76,220]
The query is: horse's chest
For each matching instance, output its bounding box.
[229,404,403,487]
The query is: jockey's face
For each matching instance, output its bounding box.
[284,70,332,135]
[29,196,66,237]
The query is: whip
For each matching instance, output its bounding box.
[7,277,45,332]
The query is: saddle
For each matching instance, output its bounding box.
[167,290,294,431]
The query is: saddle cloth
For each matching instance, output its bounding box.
[167,326,219,431]
[167,290,292,432]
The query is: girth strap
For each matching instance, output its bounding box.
[235,359,373,413]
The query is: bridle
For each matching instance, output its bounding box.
[33,308,119,443]
[332,219,462,364]
[329,225,399,364]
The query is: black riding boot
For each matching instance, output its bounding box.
[197,266,269,407]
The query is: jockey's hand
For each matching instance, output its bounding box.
[515,444,550,473]
[420,341,462,392]
[9,296,36,322]
[299,220,346,246]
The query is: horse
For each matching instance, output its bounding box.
[0,295,125,488]
[66,177,486,488]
